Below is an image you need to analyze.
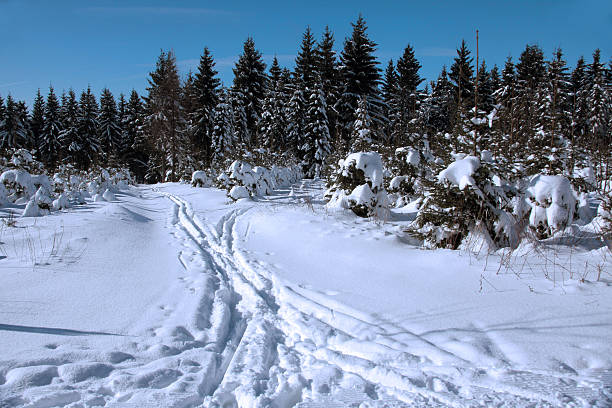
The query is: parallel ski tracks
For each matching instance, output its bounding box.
[163,190,610,407]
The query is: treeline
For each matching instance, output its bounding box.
[0,15,610,185]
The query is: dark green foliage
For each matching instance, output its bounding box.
[232,37,267,146]
[77,86,100,169]
[295,27,318,90]
[191,47,221,164]
[0,95,28,149]
[337,15,383,146]
[98,88,122,163]
[58,89,80,165]
[30,89,45,154]
[40,87,63,167]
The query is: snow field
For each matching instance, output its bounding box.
[0,180,610,407]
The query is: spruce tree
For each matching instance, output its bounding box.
[78,86,101,169]
[545,49,571,149]
[295,27,318,90]
[192,47,221,164]
[395,44,423,144]
[515,44,547,171]
[351,95,373,152]
[117,93,131,162]
[30,89,45,154]
[58,89,80,166]
[317,26,341,141]
[337,15,382,147]
[429,65,454,136]
[258,57,286,151]
[211,88,235,166]
[382,60,399,143]
[285,80,307,159]
[40,86,63,167]
[448,40,475,152]
[16,101,32,150]
[303,77,331,177]
[449,40,474,111]
[0,95,27,150]
[586,49,610,185]
[232,38,267,146]
[144,50,188,182]
[98,88,122,164]
[126,90,148,181]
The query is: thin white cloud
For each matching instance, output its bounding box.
[0,81,28,88]
[80,7,234,16]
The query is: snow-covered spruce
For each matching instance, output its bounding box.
[386,147,430,208]
[215,160,302,200]
[526,174,578,239]
[0,165,133,216]
[191,170,213,187]
[326,152,389,218]
[415,155,519,250]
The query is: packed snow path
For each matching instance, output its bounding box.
[1,181,611,407]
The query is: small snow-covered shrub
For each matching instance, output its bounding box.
[326,152,389,218]
[191,170,212,187]
[386,147,429,207]
[526,175,577,239]
[415,156,518,250]
[217,160,302,200]
[1,170,36,201]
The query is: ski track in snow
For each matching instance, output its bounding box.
[0,181,610,407]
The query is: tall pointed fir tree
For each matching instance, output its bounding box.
[98,88,122,165]
[16,101,32,150]
[285,78,307,160]
[144,50,189,182]
[0,94,28,150]
[448,40,474,152]
[395,44,423,146]
[382,60,399,144]
[77,86,100,169]
[232,38,267,147]
[40,87,63,167]
[295,27,319,90]
[515,44,547,173]
[586,49,610,186]
[429,66,454,138]
[125,90,147,181]
[337,15,382,150]
[117,93,131,162]
[258,57,286,153]
[211,88,235,166]
[351,95,373,152]
[58,89,81,166]
[30,89,45,154]
[303,77,331,177]
[545,49,571,152]
[317,26,341,142]
[230,88,249,152]
[191,47,221,165]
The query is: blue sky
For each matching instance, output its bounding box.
[1,0,610,107]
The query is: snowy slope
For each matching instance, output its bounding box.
[0,181,611,407]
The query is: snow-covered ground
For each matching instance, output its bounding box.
[1,180,611,407]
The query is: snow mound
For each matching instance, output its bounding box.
[229,185,250,200]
